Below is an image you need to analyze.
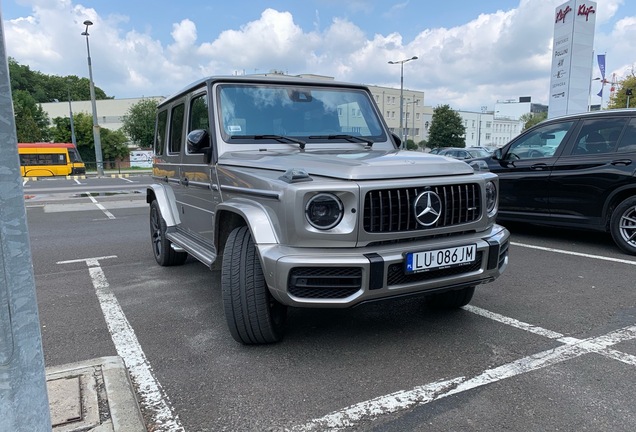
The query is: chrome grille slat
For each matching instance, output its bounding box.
[363,183,481,232]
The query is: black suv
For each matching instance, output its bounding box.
[470,109,636,255]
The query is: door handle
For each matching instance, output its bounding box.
[530,163,549,170]
[610,159,632,166]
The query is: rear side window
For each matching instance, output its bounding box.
[617,118,636,152]
[571,118,628,155]
[169,103,185,154]
[155,110,168,156]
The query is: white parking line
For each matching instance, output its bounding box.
[511,241,636,265]
[57,256,184,432]
[294,305,636,431]
[88,194,116,219]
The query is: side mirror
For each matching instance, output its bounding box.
[391,133,402,149]
[187,129,211,154]
[492,148,503,160]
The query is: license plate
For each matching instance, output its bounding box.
[405,244,477,274]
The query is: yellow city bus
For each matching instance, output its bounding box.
[18,143,86,177]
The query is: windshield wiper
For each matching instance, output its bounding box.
[231,134,306,150]
[308,134,374,148]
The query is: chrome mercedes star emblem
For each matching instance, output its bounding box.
[414,191,442,226]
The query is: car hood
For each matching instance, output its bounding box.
[219,149,474,180]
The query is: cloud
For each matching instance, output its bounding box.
[3,0,636,111]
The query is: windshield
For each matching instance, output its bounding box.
[217,83,386,143]
[467,149,491,158]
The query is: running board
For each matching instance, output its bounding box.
[166,230,217,268]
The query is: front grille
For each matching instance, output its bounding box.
[387,253,483,286]
[288,267,362,299]
[363,183,481,233]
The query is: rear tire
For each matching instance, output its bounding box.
[428,286,475,309]
[610,196,636,255]
[221,226,287,344]
[149,200,188,266]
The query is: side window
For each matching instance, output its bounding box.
[189,94,209,133]
[169,103,185,154]
[506,121,574,160]
[187,93,210,154]
[571,118,628,155]
[617,118,636,152]
[155,110,168,156]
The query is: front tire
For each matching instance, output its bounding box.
[149,200,188,266]
[428,286,475,309]
[610,197,636,255]
[221,226,287,344]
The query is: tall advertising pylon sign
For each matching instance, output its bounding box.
[548,0,597,119]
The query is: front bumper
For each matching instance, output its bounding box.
[259,224,510,308]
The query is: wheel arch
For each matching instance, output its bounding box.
[146,184,181,227]
[215,200,279,257]
[604,185,636,230]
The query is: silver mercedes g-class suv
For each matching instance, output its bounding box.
[147,75,510,344]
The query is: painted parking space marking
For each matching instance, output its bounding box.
[511,241,636,265]
[43,201,147,213]
[87,195,116,219]
[292,243,636,430]
[294,305,636,431]
[57,256,184,432]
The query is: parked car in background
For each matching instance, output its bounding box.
[470,146,496,154]
[470,109,636,255]
[438,147,492,161]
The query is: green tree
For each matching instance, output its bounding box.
[519,112,547,130]
[607,73,636,109]
[121,98,159,148]
[405,139,418,150]
[50,112,128,165]
[100,128,130,162]
[428,104,466,149]
[417,139,428,151]
[9,58,110,103]
[12,89,51,142]
[8,58,111,143]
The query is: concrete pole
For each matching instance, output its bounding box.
[0,13,52,432]
[82,20,104,176]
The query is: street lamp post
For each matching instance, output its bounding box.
[67,86,77,149]
[411,98,417,144]
[388,56,418,148]
[82,20,104,176]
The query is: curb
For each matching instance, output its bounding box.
[46,356,145,431]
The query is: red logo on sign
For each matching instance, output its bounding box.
[578,4,595,21]
[555,5,572,23]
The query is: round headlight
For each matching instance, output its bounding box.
[485,181,497,216]
[305,193,343,230]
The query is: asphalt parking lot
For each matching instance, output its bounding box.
[23,176,636,431]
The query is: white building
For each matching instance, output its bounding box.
[422,109,524,149]
[367,85,426,144]
[40,96,165,132]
